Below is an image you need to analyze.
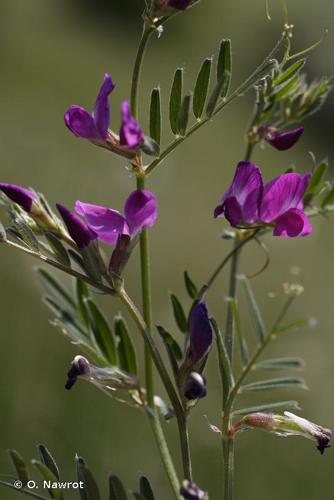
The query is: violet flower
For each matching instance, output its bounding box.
[183,372,207,400]
[214,162,312,238]
[56,204,97,249]
[187,302,213,365]
[64,74,144,151]
[180,480,206,500]
[74,190,157,245]
[154,0,192,13]
[0,183,37,213]
[262,125,304,151]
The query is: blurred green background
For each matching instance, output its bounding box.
[0,0,333,498]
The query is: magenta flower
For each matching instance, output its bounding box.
[0,183,37,213]
[262,125,304,151]
[213,162,263,226]
[64,74,144,150]
[187,302,213,365]
[214,162,312,238]
[74,190,157,245]
[56,204,97,249]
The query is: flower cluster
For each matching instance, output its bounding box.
[214,161,312,238]
[64,74,144,159]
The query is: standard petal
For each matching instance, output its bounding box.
[273,208,312,237]
[260,172,312,223]
[124,190,157,235]
[64,106,99,139]
[57,204,97,248]
[214,162,263,225]
[75,201,129,245]
[93,73,115,139]
[266,127,304,151]
[119,101,144,148]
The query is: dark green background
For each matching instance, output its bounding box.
[0,1,333,498]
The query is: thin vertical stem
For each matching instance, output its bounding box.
[137,174,155,408]
[130,23,155,119]
[222,238,241,500]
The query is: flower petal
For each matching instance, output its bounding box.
[119,101,144,149]
[266,127,304,151]
[169,0,192,10]
[75,201,129,245]
[273,208,312,237]
[260,172,312,223]
[188,301,213,365]
[0,183,37,212]
[93,74,115,139]
[124,190,157,235]
[57,204,97,248]
[64,106,99,139]
[214,162,263,225]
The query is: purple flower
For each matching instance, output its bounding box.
[65,74,115,140]
[169,0,192,10]
[187,302,213,365]
[64,75,143,150]
[183,372,207,400]
[260,172,312,237]
[0,183,37,212]
[119,101,144,149]
[262,126,304,151]
[180,480,206,500]
[75,190,157,245]
[65,356,91,390]
[214,162,312,238]
[213,162,263,226]
[56,204,97,249]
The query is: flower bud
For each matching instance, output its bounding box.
[187,302,213,365]
[65,356,139,392]
[109,234,132,275]
[65,355,91,390]
[0,183,37,213]
[180,480,206,500]
[56,203,97,249]
[242,411,331,454]
[262,126,304,151]
[183,372,207,400]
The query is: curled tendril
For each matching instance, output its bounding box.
[246,236,270,279]
[265,0,289,24]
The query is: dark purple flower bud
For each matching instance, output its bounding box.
[169,0,192,10]
[56,203,97,249]
[180,480,206,500]
[119,101,144,149]
[264,126,304,151]
[0,183,37,212]
[65,356,91,390]
[183,372,207,400]
[187,302,213,365]
[109,234,132,275]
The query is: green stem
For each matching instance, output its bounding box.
[0,481,48,500]
[130,24,155,119]
[221,238,241,500]
[117,286,192,487]
[137,174,154,408]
